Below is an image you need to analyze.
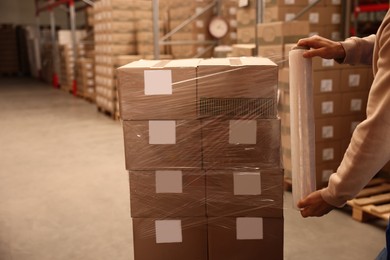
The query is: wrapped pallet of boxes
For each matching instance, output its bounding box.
[117,57,283,260]
[279,56,372,188]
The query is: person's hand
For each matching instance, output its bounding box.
[297,190,335,218]
[297,35,346,60]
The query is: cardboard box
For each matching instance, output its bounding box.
[316,162,340,184]
[257,21,309,45]
[340,91,368,115]
[312,57,346,70]
[340,68,370,92]
[340,115,366,138]
[117,59,201,120]
[133,217,208,260]
[231,44,256,57]
[123,120,202,170]
[313,70,341,94]
[257,44,284,63]
[208,217,283,260]
[206,169,283,217]
[315,117,343,142]
[315,141,342,164]
[202,119,281,169]
[237,8,257,27]
[314,94,342,118]
[265,0,310,6]
[197,57,278,119]
[237,26,256,44]
[129,170,206,217]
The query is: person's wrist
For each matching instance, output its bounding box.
[336,42,346,60]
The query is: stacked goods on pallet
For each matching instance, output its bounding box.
[168,0,215,58]
[219,0,238,46]
[263,0,343,41]
[279,59,373,188]
[0,24,19,75]
[117,57,283,260]
[236,0,257,44]
[94,0,137,116]
[134,0,168,57]
[57,30,87,91]
[76,58,95,101]
[257,21,310,63]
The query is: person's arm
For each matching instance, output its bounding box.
[340,35,375,65]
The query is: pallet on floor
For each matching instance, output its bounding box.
[347,178,390,222]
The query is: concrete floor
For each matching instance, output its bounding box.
[0,77,386,260]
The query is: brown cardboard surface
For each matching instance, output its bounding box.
[133,217,208,260]
[208,217,283,260]
[117,59,200,120]
[202,119,281,169]
[340,67,370,92]
[237,8,257,27]
[340,114,366,138]
[237,26,256,44]
[257,21,309,45]
[340,91,369,115]
[257,44,284,63]
[123,120,202,170]
[315,140,342,164]
[129,170,206,217]
[197,57,278,119]
[231,44,256,57]
[206,169,283,217]
[313,70,341,94]
[315,117,343,142]
[316,162,340,186]
[314,94,342,118]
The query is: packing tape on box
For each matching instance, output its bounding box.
[288,46,316,209]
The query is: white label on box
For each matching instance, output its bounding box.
[155,170,183,193]
[322,126,334,139]
[233,172,261,195]
[196,20,204,28]
[322,170,333,182]
[197,47,205,53]
[349,74,360,87]
[331,31,341,41]
[238,0,249,7]
[308,0,317,3]
[322,148,334,161]
[322,59,335,67]
[155,220,182,243]
[230,32,237,39]
[332,0,341,4]
[229,120,257,144]
[351,121,360,133]
[285,13,296,22]
[144,70,172,95]
[149,121,176,144]
[230,20,238,28]
[229,7,237,15]
[332,14,341,24]
[284,0,295,4]
[350,99,363,111]
[320,79,333,92]
[309,13,319,24]
[195,7,203,15]
[236,217,263,240]
[197,34,205,41]
[321,101,334,114]
[309,31,319,37]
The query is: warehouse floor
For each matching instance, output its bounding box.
[0,77,386,260]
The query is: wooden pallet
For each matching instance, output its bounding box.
[347,178,390,222]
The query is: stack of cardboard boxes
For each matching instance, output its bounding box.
[117,57,283,260]
[279,58,372,188]
[219,0,238,46]
[168,0,214,58]
[93,0,137,115]
[76,58,95,100]
[236,0,257,44]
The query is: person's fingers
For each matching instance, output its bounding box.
[297,198,309,208]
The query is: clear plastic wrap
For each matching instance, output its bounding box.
[117,57,283,260]
[288,46,316,209]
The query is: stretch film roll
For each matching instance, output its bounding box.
[289,46,316,208]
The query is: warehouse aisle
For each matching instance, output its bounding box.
[0,77,386,260]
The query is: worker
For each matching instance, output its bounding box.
[296,8,390,259]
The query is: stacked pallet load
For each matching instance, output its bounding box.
[76,58,95,101]
[279,57,373,188]
[93,0,137,117]
[134,0,168,57]
[168,0,215,58]
[117,57,283,260]
[0,24,19,75]
[236,0,257,44]
[219,0,238,46]
[263,0,343,41]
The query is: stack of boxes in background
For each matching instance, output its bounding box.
[279,57,372,188]
[236,0,257,44]
[117,57,283,259]
[93,0,137,116]
[0,24,20,75]
[168,0,214,59]
[76,58,95,101]
[219,0,238,46]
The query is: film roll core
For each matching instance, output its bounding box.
[289,46,316,209]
